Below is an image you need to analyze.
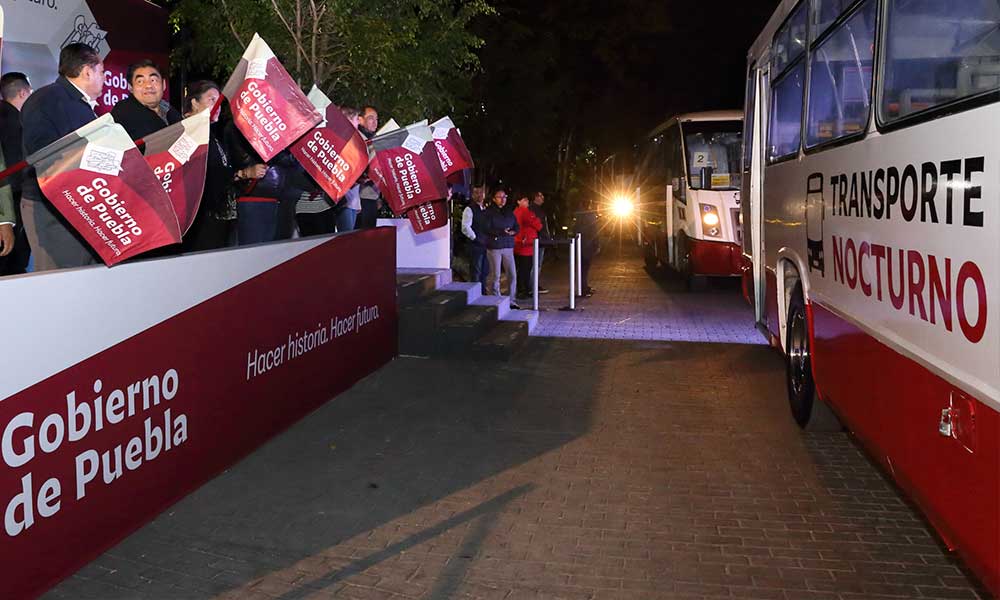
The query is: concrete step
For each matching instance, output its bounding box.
[439,305,499,354]
[397,268,452,288]
[470,320,530,360]
[398,291,470,356]
[439,282,482,305]
[504,309,540,334]
[396,274,439,306]
[471,294,511,319]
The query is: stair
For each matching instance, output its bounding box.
[397,270,537,359]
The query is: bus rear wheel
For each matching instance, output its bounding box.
[785,283,841,431]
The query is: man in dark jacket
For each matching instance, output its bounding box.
[529,191,552,293]
[575,198,601,296]
[485,188,521,309]
[461,184,489,293]
[111,59,182,141]
[0,72,32,274]
[20,43,104,271]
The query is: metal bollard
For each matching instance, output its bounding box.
[533,238,539,311]
[568,238,576,310]
[576,233,583,296]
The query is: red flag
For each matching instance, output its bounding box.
[407,199,449,233]
[28,114,181,265]
[370,123,448,215]
[430,117,475,177]
[141,110,210,235]
[221,34,321,161]
[290,86,368,200]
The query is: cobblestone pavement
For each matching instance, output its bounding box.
[45,252,986,600]
[531,244,762,345]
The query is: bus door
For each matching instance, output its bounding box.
[743,64,769,329]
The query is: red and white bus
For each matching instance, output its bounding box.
[636,111,744,286]
[742,0,1000,592]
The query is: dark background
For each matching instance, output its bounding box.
[461,0,778,197]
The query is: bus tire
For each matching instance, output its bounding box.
[785,283,841,431]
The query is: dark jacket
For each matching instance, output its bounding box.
[224,119,302,200]
[0,102,24,195]
[21,77,99,202]
[485,204,519,250]
[575,209,601,256]
[201,121,236,214]
[529,203,551,240]
[467,202,489,248]
[111,94,182,141]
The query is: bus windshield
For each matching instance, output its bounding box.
[682,121,743,190]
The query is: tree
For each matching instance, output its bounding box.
[171,0,494,123]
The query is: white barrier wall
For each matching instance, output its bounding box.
[378,217,451,270]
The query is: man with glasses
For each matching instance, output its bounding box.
[485,188,521,309]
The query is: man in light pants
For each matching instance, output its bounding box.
[485,189,521,309]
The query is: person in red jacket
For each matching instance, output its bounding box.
[513,195,543,301]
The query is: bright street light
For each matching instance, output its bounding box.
[611,195,634,218]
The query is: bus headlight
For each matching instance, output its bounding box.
[700,204,721,237]
[611,195,634,217]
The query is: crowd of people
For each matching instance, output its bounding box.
[0,42,393,276]
[458,186,599,310]
[0,41,604,305]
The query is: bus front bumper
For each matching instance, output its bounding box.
[689,239,743,277]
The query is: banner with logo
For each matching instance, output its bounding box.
[222,33,321,162]
[0,230,398,600]
[0,0,170,114]
[407,199,450,233]
[430,117,474,177]
[141,110,210,235]
[29,114,181,265]
[290,86,368,200]
[369,123,448,215]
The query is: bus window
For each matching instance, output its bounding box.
[772,2,808,74]
[684,121,742,190]
[809,0,851,43]
[806,0,876,147]
[881,0,1000,123]
[664,126,686,202]
[768,63,806,161]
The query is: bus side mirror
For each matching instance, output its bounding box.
[700,166,714,190]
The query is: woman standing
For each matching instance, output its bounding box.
[181,81,265,250]
[513,195,542,301]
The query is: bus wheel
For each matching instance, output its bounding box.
[785,283,841,431]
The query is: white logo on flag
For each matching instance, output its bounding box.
[81,144,124,176]
[402,134,426,154]
[247,58,268,80]
[432,127,450,140]
[168,133,198,165]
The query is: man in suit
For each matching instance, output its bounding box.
[20,43,104,271]
[0,72,32,274]
[111,59,181,141]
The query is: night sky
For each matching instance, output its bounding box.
[465,0,779,193]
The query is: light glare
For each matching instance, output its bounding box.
[611,195,634,217]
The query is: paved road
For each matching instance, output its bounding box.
[531,244,761,344]
[45,249,986,600]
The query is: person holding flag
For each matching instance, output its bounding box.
[19,43,104,271]
[111,60,182,141]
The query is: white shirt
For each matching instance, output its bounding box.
[461,205,476,241]
[68,80,98,112]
